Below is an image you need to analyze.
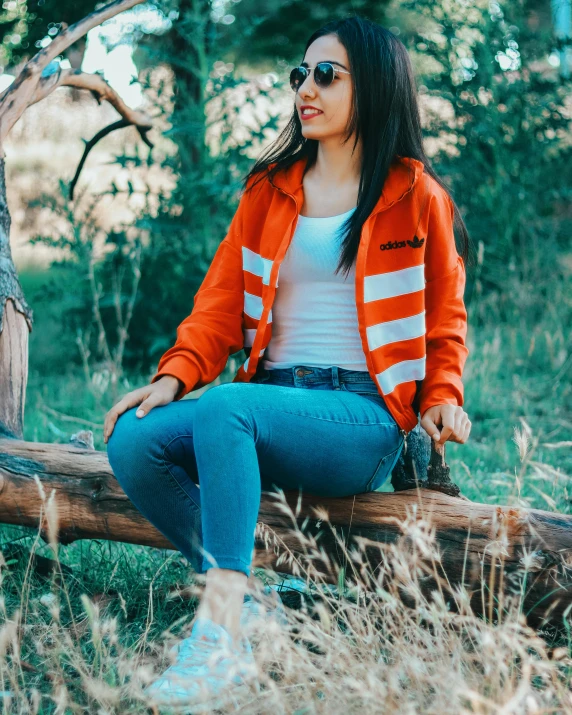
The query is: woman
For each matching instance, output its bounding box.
[104,15,472,712]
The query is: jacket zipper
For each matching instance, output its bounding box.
[400,428,408,456]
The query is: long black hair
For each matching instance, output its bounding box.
[242,15,472,277]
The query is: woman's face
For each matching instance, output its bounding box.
[295,34,353,143]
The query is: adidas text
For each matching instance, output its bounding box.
[380,240,407,251]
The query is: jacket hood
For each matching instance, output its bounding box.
[268,154,426,215]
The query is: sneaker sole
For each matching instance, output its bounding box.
[146,679,259,713]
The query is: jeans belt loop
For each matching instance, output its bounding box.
[331,366,341,390]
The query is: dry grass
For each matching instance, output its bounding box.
[0,449,570,715]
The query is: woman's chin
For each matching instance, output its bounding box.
[301,128,329,141]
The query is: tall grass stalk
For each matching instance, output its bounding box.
[0,464,570,713]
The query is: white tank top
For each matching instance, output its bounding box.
[261,206,369,371]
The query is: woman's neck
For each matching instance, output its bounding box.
[310,136,363,187]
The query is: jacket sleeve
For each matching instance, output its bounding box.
[150,194,246,400]
[417,183,470,416]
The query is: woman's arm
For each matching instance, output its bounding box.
[149,194,247,399]
[417,182,470,418]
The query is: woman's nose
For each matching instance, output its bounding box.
[298,73,316,98]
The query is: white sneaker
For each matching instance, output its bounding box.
[168,590,287,661]
[145,617,259,713]
[240,587,288,630]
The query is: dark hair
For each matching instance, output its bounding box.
[242,15,472,277]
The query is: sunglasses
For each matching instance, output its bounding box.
[289,62,351,91]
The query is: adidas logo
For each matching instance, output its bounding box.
[379,235,425,251]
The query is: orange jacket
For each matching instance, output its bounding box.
[151,155,469,436]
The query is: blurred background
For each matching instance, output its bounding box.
[3,0,572,512]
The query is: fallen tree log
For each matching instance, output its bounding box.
[1,435,571,629]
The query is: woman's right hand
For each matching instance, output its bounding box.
[103,375,183,444]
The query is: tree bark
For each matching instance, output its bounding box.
[0,435,571,629]
[168,0,211,170]
[0,158,32,439]
[0,300,28,439]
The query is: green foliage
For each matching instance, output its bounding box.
[224,0,394,67]
[0,0,92,70]
[25,19,288,381]
[400,0,572,321]
[25,179,145,400]
[19,263,85,373]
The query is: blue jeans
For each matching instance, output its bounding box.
[106,365,405,577]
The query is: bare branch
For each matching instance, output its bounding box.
[24,68,153,197]
[0,0,146,146]
[34,0,144,71]
[29,69,152,126]
[71,119,129,200]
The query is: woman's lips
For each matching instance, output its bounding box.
[300,109,323,120]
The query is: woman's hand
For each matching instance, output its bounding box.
[420,404,471,447]
[103,375,183,444]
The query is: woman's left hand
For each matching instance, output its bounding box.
[420,404,471,447]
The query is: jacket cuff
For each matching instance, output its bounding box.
[418,369,464,416]
[150,357,202,400]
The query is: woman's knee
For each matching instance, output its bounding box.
[106,407,162,495]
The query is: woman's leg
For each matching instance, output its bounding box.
[107,399,261,639]
[106,399,204,573]
[192,381,402,577]
[107,380,402,638]
[191,379,402,635]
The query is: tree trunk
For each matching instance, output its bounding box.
[0,435,571,629]
[168,0,210,170]
[0,156,33,439]
[0,1,153,441]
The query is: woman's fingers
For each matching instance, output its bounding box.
[135,391,167,418]
[442,411,471,445]
[462,417,472,443]
[453,412,471,444]
[421,405,471,446]
[454,409,465,440]
[436,418,455,446]
[103,387,148,444]
[420,412,440,442]
[442,409,468,445]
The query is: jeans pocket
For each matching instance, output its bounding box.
[365,430,405,492]
[340,382,392,416]
[340,381,379,395]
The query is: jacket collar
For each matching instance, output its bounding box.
[269,153,425,216]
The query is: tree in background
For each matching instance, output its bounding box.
[0,0,153,439]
